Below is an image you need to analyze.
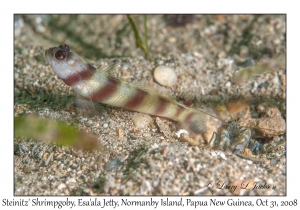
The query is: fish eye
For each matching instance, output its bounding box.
[59,44,70,52]
[55,50,67,60]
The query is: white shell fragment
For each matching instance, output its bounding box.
[153,65,177,87]
[175,129,189,138]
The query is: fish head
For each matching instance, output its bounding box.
[45,44,89,80]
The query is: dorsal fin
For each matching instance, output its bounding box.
[95,59,131,78]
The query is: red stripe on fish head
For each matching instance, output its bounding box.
[62,63,96,86]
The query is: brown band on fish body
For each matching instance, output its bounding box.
[90,77,119,102]
[184,112,196,123]
[123,89,148,110]
[154,98,168,115]
[183,112,206,134]
[174,106,185,119]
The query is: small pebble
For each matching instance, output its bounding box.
[104,174,115,193]
[66,178,76,184]
[270,159,278,165]
[152,181,159,188]
[103,123,108,129]
[14,87,21,97]
[272,74,280,85]
[161,147,168,155]
[194,187,208,195]
[251,81,258,93]
[131,113,152,129]
[14,17,24,37]
[47,175,53,181]
[219,152,227,160]
[168,37,177,43]
[39,72,45,77]
[105,158,122,171]
[155,117,171,138]
[225,81,231,87]
[83,188,90,194]
[21,48,28,56]
[71,163,78,169]
[59,164,64,170]
[151,143,159,149]
[140,179,152,195]
[79,117,87,123]
[153,65,177,87]
[116,128,123,139]
[109,120,115,127]
[86,120,93,127]
[239,46,249,57]
[196,163,202,172]
[180,133,199,146]
[57,183,66,190]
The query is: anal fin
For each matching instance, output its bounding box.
[75,94,102,117]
